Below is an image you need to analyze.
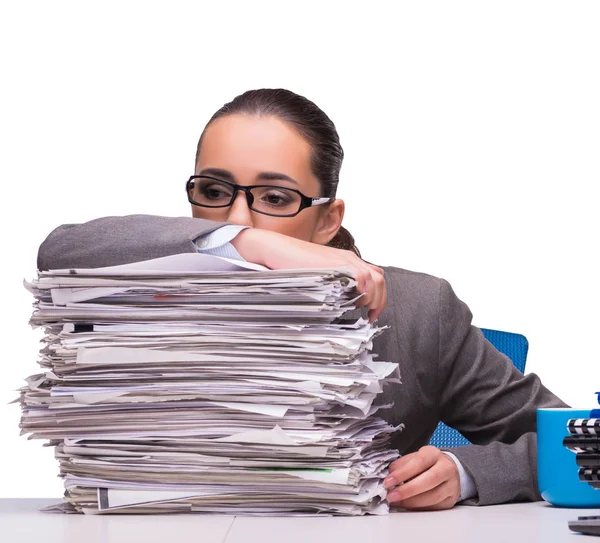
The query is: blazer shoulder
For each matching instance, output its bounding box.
[380,264,446,305]
[375,264,471,334]
[37,214,228,270]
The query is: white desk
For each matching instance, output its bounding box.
[0,499,596,543]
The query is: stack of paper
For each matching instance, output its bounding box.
[20,253,402,515]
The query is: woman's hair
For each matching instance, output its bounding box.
[195,88,360,257]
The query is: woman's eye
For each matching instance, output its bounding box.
[201,185,230,200]
[262,192,289,206]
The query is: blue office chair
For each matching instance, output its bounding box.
[428,328,529,448]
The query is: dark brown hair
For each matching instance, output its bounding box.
[195,88,360,257]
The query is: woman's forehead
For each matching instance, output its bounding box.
[197,114,320,192]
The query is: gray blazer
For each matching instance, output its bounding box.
[37,214,568,506]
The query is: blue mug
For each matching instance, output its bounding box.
[537,407,600,507]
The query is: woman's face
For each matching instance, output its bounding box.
[192,114,342,243]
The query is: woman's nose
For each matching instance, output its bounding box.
[226,191,254,227]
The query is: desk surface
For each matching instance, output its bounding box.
[0,499,597,543]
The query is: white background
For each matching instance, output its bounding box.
[1,1,598,498]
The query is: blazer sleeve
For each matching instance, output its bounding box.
[37,214,232,270]
[435,279,568,505]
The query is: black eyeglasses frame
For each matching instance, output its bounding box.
[186,175,333,218]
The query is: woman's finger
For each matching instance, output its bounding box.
[384,448,439,490]
[352,267,371,304]
[386,448,460,510]
[359,261,382,296]
[367,269,387,321]
[377,274,388,319]
[351,261,376,308]
[386,455,452,502]
[370,264,385,276]
[390,482,457,511]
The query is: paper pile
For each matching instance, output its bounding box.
[20,253,401,515]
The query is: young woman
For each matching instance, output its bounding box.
[38,88,567,510]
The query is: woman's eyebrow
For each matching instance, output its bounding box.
[198,168,235,181]
[199,168,300,186]
[256,172,299,186]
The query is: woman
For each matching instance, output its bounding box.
[38,88,566,510]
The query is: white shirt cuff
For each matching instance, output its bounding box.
[194,225,249,261]
[441,451,477,502]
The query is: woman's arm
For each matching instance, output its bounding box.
[435,279,568,504]
[232,228,386,322]
[37,214,230,271]
[381,275,567,508]
[37,215,387,321]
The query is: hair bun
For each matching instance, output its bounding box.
[327,226,361,257]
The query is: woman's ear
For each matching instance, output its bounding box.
[311,199,345,246]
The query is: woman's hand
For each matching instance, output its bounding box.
[232,228,386,322]
[384,446,461,510]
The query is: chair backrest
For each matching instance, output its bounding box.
[428,328,529,448]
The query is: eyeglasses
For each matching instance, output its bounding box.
[186,175,333,218]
